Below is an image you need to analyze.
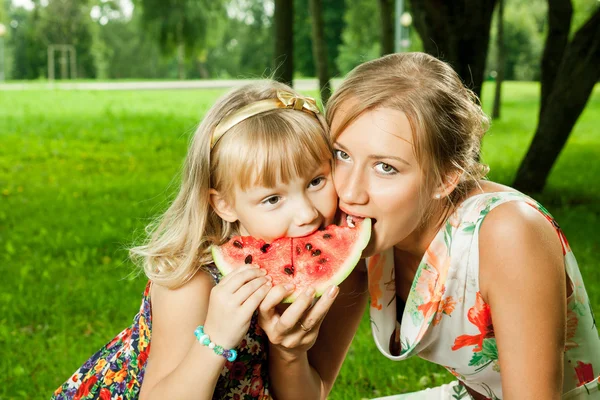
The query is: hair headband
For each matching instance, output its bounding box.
[210,90,320,149]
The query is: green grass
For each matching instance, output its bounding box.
[0,82,598,399]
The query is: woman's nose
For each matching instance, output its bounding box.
[336,167,369,206]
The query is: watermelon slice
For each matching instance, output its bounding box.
[212,218,371,302]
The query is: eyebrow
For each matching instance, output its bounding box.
[334,142,412,166]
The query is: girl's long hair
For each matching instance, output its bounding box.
[130,81,331,289]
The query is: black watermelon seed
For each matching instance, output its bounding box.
[323,233,332,239]
[319,258,328,264]
[233,240,243,249]
[296,246,301,255]
[260,243,271,253]
[284,266,294,275]
[244,255,253,264]
[305,243,313,250]
[311,249,321,257]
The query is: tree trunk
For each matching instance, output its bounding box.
[379,0,394,55]
[309,0,332,105]
[177,42,186,80]
[410,0,497,99]
[539,0,572,117]
[274,0,294,86]
[513,7,600,193]
[492,0,505,119]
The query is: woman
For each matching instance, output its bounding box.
[321,52,600,399]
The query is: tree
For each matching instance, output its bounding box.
[206,1,274,79]
[273,0,294,86]
[379,0,394,55]
[294,0,345,78]
[136,0,224,79]
[336,0,380,74]
[309,0,331,104]
[492,0,505,119]
[410,0,498,99]
[38,0,97,79]
[513,1,600,192]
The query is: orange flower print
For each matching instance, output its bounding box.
[433,296,457,326]
[368,254,385,310]
[575,361,594,386]
[565,308,580,351]
[452,292,494,352]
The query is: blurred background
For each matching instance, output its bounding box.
[0,0,599,398]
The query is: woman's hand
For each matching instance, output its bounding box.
[257,284,339,358]
[203,265,272,349]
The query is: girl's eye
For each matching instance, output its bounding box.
[374,162,398,175]
[334,149,350,161]
[262,196,281,205]
[308,176,324,188]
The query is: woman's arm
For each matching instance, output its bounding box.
[139,266,271,400]
[260,263,369,400]
[479,201,566,400]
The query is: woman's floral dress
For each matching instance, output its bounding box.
[367,192,600,399]
[51,266,272,400]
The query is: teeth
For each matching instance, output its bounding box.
[346,214,355,228]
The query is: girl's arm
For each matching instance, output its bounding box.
[139,266,271,400]
[259,263,368,400]
[479,201,566,400]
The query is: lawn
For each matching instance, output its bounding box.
[1,82,599,399]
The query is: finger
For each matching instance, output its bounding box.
[241,281,272,314]
[298,286,339,331]
[218,264,260,285]
[259,283,296,315]
[221,266,266,292]
[276,287,317,333]
[234,275,272,302]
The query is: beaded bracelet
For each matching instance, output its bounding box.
[194,326,238,362]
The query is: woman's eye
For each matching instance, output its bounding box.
[262,196,280,205]
[309,177,324,188]
[375,162,397,174]
[334,150,350,161]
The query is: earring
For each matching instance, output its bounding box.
[434,194,441,199]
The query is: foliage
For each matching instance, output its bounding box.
[205,0,274,79]
[294,0,345,77]
[134,0,225,56]
[1,83,599,398]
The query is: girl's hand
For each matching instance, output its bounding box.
[203,265,272,349]
[257,284,339,358]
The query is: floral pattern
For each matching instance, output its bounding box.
[368,192,600,399]
[52,266,271,399]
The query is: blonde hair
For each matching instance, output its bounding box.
[326,52,490,205]
[131,81,331,289]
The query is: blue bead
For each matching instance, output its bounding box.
[226,349,238,362]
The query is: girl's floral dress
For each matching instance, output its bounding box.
[52,266,272,400]
[367,192,600,399]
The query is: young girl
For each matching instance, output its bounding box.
[326,52,600,399]
[51,81,367,400]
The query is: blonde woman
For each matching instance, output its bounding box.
[325,52,600,399]
[51,81,367,400]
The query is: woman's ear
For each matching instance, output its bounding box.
[433,170,462,200]
[209,189,238,223]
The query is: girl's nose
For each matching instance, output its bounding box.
[294,197,320,226]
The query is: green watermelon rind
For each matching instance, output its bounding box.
[211,218,371,303]
[290,218,371,302]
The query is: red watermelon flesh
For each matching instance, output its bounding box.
[212,218,371,302]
